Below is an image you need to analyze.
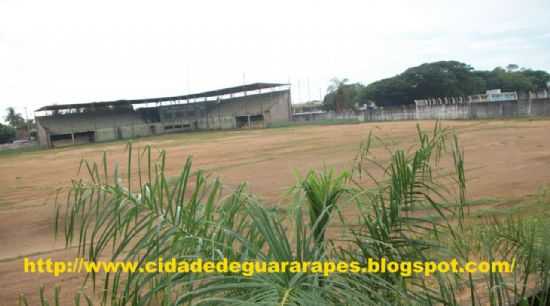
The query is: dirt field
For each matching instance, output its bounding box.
[1,119,549,305]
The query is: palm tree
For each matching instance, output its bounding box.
[327,78,349,113]
[5,107,25,128]
[326,78,349,94]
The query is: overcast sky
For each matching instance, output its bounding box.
[1,0,549,121]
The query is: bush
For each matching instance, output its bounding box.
[0,123,15,144]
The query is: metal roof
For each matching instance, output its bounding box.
[36,82,288,111]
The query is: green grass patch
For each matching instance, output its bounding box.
[0,146,42,157]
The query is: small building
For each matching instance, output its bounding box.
[471,89,518,103]
[292,100,327,121]
[414,89,518,106]
[35,83,291,148]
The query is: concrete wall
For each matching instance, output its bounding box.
[95,127,117,142]
[202,116,236,130]
[158,90,291,129]
[41,122,160,147]
[262,90,292,124]
[210,90,290,123]
[365,98,550,122]
[36,111,145,134]
[36,120,51,148]
[365,105,417,121]
[293,111,363,122]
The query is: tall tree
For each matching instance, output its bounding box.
[4,107,25,128]
[360,61,550,107]
[506,64,519,72]
[323,78,363,112]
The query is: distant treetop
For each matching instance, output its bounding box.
[323,61,550,110]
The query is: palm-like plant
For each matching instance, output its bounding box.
[298,169,350,249]
[45,144,393,305]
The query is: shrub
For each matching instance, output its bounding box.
[0,123,15,144]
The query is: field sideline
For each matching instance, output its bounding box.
[1,119,550,304]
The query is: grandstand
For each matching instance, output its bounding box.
[35,83,291,148]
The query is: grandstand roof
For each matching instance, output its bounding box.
[36,82,288,111]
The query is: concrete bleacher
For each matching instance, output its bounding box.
[36,110,153,146]
[35,88,293,148]
[36,111,146,135]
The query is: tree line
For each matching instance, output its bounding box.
[323,61,550,111]
[0,107,32,144]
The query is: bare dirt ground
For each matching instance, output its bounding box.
[1,119,549,305]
